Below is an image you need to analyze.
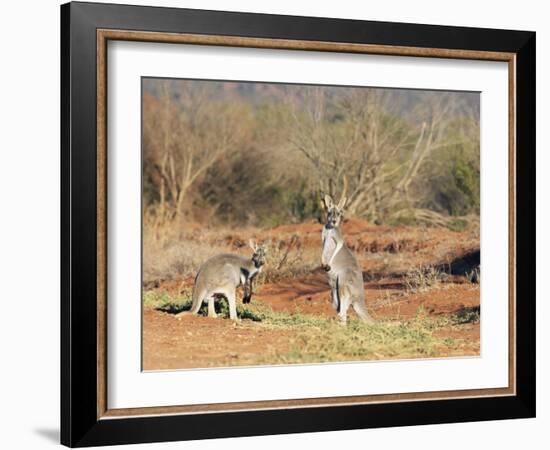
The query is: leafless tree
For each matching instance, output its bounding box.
[143,80,252,221]
[285,87,463,223]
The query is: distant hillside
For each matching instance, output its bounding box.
[143,78,479,116]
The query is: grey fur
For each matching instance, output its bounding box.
[177,240,267,321]
[321,195,374,324]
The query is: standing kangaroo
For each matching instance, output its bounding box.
[321,194,374,324]
[177,240,267,321]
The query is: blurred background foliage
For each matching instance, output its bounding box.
[142,79,479,229]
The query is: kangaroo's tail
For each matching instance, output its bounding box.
[188,283,205,314]
[176,277,204,318]
[352,299,375,324]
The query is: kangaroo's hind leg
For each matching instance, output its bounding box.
[331,288,339,311]
[337,295,351,323]
[336,281,351,324]
[207,295,217,318]
[226,290,239,321]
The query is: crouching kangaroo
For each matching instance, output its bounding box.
[177,240,267,321]
[321,194,374,324]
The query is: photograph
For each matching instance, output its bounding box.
[56,1,536,446]
[141,78,482,371]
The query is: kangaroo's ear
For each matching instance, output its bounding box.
[249,239,257,252]
[337,196,347,210]
[323,194,334,210]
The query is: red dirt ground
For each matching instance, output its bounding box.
[143,221,480,370]
[143,309,296,370]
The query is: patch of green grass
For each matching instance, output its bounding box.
[242,302,326,328]
[143,290,194,313]
[244,302,463,364]
[259,317,442,364]
[237,308,264,322]
[452,306,480,324]
[143,290,263,320]
[442,337,456,346]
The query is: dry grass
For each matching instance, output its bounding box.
[144,214,255,283]
[143,217,322,285]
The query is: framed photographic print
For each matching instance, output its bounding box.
[60,1,535,447]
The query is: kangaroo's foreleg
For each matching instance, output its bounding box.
[243,279,252,304]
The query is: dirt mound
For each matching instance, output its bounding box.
[435,249,480,276]
[269,217,374,236]
[144,277,194,293]
[351,237,428,254]
[370,282,480,318]
[269,221,323,235]
[341,217,374,234]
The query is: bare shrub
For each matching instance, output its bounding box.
[256,235,317,285]
[404,266,448,292]
[143,235,228,284]
[465,266,480,284]
[143,80,253,221]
